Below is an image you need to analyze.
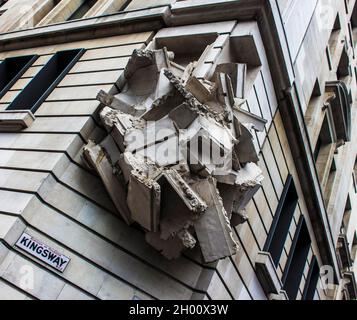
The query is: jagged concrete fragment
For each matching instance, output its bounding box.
[169,103,198,129]
[217,183,236,219]
[141,89,185,121]
[232,162,264,218]
[127,171,161,232]
[192,44,215,79]
[83,141,132,225]
[145,229,196,260]
[191,177,238,262]
[181,115,236,177]
[117,152,155,185]
[136,136,185,167]
[234,123,260,165]
[230,210,248,227]
[124,49,155,79]
[216,72,235,121]
[158,170,207,240]
[164,69,230,125]
[233,107,267,132]
[215,63,247,99]
[185,76,213,104]
[124,116,176,152]
[100,135,121,165]
[99,106,142,151]
[98,49,174,117]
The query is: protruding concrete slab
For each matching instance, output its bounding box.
[83,141,132,225]
[127,171,161,232]
[192,177,238,263]
[158,169,207,240]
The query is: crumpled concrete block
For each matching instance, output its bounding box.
[84,47,266,263]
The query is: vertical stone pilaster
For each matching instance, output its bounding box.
[83,0,126,19]
[37,0,86,27]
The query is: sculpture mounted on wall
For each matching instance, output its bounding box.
[83,48,266,263]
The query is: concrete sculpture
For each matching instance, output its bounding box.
[83,48,265,263]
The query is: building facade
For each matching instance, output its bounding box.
[0,0,355,300]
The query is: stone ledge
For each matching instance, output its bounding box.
[268,290,288,300]
[255,251,284,296]
[0,110,35,132]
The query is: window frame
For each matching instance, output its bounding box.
[6,48,85,113]
[302,256,320,300]
[282,216,312,300]
[264,174,298,267]
[0,54,38,100]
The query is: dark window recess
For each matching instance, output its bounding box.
[326,47,333,71]
[7,49,85,113]
[0,55,37,99]
[312,79,322,97]
[314,116,332,163]
[302,256,320,300]
[353,171,357,193]
[264,175,298,267]
[352,1,357,29]
[313,136,322,162]
[337,42,351,79]
[0,0,9,8]
[348,23,355,57]
[324,158,337,205]
[67,0,98,21]
[283,217,312,300]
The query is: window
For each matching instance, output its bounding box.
[351,0,357,51]
[67,0,98,21]
[328,14,341,59]
[314,116,332,162]
[282,217,312,300]
[337,198,353,272]
[0,0,9,9]
[314,116,337,199]
[302,256,320,300]
[264,175,298,267]
[326,81,351,142]
[324,158,337,205]
[0,0,8,15]
[7,49,84,113]
[337,41,351,80]
[0,55,37,99]
[351,233,357,263]
[344,272,357,299]
[342,195,352,233]
[304,78,322,128]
